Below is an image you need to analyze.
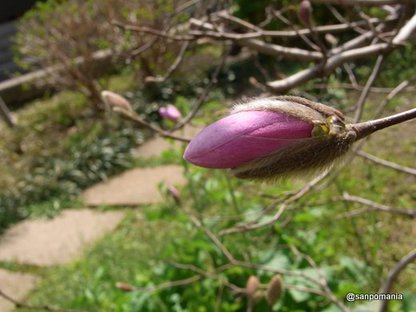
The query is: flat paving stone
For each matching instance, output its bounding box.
[0,269,38,312]
[132,136,178,158]
[0,210,124,266]
[132,124,201,158]
[83,165,186,206]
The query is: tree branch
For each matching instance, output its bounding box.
[379,249,416,312]
[352,107,416,140]
[340,193,416,218]
[357,151,416,176]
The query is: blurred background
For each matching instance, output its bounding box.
[0,0,415,311]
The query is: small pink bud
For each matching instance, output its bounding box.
[184,97,357,180]
[101,91,133,112]
[159,104,182,122]
[299,0,312,27]
[167,185,181,204]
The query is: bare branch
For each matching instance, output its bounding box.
[114,108,191,142]
[0,96,16,128]
[145,41,190,83]
[219,169,331,236]
[353,55,385,122]
[352,107,416,140]
[173,45,229,130]
[112,20,194,41]
[312,0,406,6]
[379,249,416,312]
[340,193,416,218]
[190,19,324,61]
[267,11,415,93]
[357,151,416,176]
[133,275,202,293]
[392,13,416,44]
[217,11,398,38]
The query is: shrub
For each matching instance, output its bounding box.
[15,0,189,109]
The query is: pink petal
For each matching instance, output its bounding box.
[159,105,182,122]
[183,110,313,168]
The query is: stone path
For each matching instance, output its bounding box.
[0,210,124,266]
[0,269,38,312]
[0,130,191,311]
[131,124,201,158]
[83,165,186,206]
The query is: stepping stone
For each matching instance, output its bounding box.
[0,269,38,312]
[0,210,124,266]
[132,124,201,158]
[133,136,179,158]
[83,165,186,206]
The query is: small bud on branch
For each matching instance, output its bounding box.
[266,275,283,306]
[159,104,182,122]
[101,90,133,112]
[299,0,313,27]
[246,275,260,298]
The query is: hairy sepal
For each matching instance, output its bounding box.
[231,130,356,180]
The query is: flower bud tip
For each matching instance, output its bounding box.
[159,104,182,122]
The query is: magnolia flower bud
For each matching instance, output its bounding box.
[246,275,260,298]
[266,275,283,306]
[183,96,357,180]
[159,104,182,122]
[101,90,133,112]
[115,282,134,292]
[167,184,181,204]
[299,0,312,27]
[325,33,338,47]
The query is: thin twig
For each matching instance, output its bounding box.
[357,151,416,176]
[379,249,416,312]
[353,54,385,122]
[145,41,191,83]
[339,193,416,218]
[352,107,416,140]
[219,169,331,236]
[133,275,202,293]
[172,45,230,130]
[114,108,191,142]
